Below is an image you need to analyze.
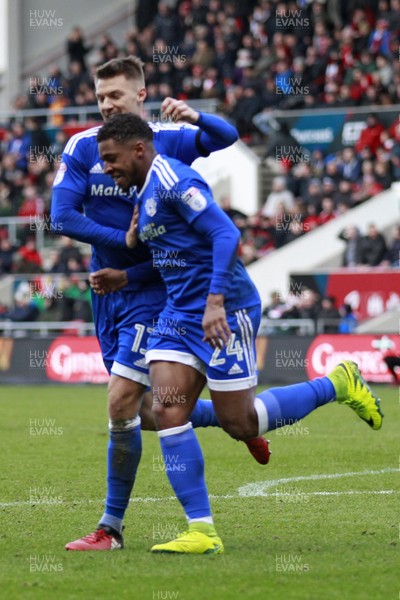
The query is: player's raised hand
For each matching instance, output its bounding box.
[161,97,199,124]
[202,294,231,349]
[89,268,128,295]
[126,205,138,249]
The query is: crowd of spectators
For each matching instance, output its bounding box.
[261,288,358,335]
[0,0,400,320]
[0,229,89,275]
[0,236,91,323]
[339,223,400,267]
[10,0,400,135]
[265,111,400,191]
[234,198,400,265]
[0,273,92,324]
[0,120,67,219]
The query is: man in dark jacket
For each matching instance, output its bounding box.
[361,223,387,266]
[66,27,92,72]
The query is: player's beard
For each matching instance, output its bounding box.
[114,174,130,191]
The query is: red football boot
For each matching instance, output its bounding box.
[65,527,123,551]
[245,437,271,465]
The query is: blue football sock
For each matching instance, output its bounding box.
[255,377,335,433]
[189,399,219,428]
[159,423,212,521]
[100,419,142,534]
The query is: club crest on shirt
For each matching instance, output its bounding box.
[145,197,157,217]
[181,187,207,211]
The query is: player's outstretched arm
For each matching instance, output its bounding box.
[161,97,238,154]
[51,186,127,248]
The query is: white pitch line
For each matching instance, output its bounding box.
[238,467,400,497]
[273,490,398,497]
[0,496,178,508]
[0,490,398,508]
[1,468,398,508]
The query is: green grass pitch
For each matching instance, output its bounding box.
[0,384,398,600]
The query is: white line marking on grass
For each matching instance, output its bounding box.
[237,467,400,497]
[273,490,397,497]
[0,497,179,508]
[1,468,398,507]
[0,490,398,508]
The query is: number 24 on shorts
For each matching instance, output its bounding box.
[210,334,244,366]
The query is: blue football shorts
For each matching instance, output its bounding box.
[92,287,166,386]
[145,304,261,391]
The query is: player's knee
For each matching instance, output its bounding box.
[151,398,186,429]
[108,390,131,420]
[107,377,141,420]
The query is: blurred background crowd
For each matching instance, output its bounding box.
[11,0,400,126]
[0,0,399,324]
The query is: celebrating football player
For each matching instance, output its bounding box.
[97,112,383,554]
[51,56,270,552]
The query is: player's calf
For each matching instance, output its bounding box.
[139,390,156,430]
[210,388,259,441]
[217,416,259,441]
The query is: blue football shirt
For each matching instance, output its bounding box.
[137,154,260,313]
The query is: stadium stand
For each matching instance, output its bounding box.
[0,0,399,324]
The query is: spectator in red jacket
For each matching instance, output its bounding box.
[355,113,385,156]
[17,185,45,218]
[17,238,42,272]
[318,197,336,225]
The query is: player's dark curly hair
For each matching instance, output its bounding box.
[97,113,154,144]
[95,56,145,85]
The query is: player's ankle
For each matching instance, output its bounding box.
[188,521,217,537]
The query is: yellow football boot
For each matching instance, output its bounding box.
[328,360,383,430]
